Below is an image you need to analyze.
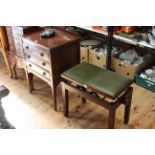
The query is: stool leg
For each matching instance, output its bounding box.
[62,83,69,117]
[81,97,86,103]
[124,103,131,124]
[124,87,133,124]
[81,87,86,103]
[108,109,116,129]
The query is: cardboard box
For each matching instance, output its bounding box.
[89,46,121,69]
[80,40,102,63]
[89,48,107,69]
[112,53,155,79]
[80,46,89,63]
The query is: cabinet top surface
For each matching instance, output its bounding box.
[23,27,80,49]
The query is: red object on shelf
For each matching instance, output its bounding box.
[92,26,102,29]
[92,26,107,32]
[121,26,137,33]
[92,26,122,33]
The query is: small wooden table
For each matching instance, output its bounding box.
[0,27,12,77]
[61,63,133,129]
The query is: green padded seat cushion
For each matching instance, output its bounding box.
[62,63,133,98]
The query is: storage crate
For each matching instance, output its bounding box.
[135,70,155,92]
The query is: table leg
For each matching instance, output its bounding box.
[1,49,12,78]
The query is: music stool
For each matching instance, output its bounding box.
[61,63,133,129]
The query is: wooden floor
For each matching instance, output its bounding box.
[0,55,155,129]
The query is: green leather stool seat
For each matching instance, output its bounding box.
[62,63,133,98]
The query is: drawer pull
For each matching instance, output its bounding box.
[42,62,46,66]
[28,64,32,67]
[43,72,46,76]
[26,46,29,49]
[40,53,44,57]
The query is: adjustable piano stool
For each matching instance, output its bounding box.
[61,63,133,129]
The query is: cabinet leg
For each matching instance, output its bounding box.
[28,73,34,94]
[51,86,57,111]
[62,83,69,117]
[108,109,116,129]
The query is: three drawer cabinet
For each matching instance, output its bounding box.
[23,27,80,110]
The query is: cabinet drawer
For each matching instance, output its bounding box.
[25,53,50,71]
[23,42,49,62]
[26,61,51,80]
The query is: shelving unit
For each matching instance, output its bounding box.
[77,26,155,92]
[77,26,155,50]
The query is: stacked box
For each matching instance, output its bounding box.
[112,52,155,79]
[80,46,89,63]
[89,48,107,69]
[80,39,102,63]
[89,46,122,69]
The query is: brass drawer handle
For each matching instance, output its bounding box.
[40,53,44,57]
[28,64,32,67]
[42,62,46,66]
[26,46,29,49]
[43,72,46,76]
